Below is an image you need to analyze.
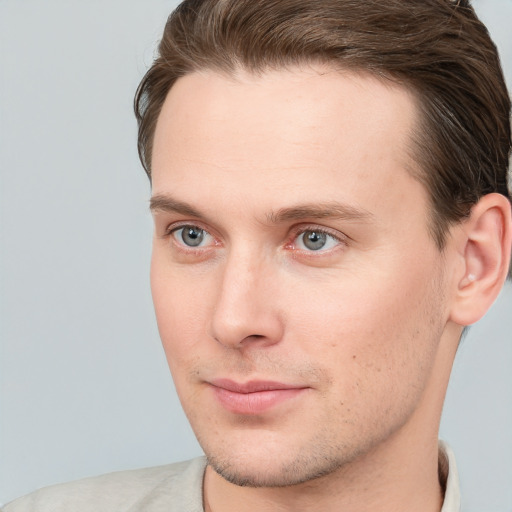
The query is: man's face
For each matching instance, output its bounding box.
[150,66,453,486]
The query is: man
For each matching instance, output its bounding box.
[4,0,511,511]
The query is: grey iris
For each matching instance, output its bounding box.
[181,226,204,247]
[303,231,327,250]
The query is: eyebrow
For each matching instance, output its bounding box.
[267,202,374,224]
[150,194,374,224]
[150,195,205,219]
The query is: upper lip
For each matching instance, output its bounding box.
[209,379,306,394]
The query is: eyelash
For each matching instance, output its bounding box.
[165,223,218,251]
[286,224,346,254]
[164,223,346,255]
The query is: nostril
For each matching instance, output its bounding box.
[238,334,270,347]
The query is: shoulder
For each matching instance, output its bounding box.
[3,457,207,512]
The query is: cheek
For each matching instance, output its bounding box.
[291,259,445,392]
[150,253,214,369]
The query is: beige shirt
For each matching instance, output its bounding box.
[3,442,460,512]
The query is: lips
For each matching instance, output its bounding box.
[208,379,308,415]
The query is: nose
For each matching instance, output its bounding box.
[210,250,284,350]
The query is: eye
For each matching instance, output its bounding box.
[171,225,213,248]
[294,229,340,252]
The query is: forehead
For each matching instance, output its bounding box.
[151,66,424,223]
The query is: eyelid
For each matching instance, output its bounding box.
[286,224,348,252]
[165,221,219,250]
[164,220,210,237]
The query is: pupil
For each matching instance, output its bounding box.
[182,227,204,247]
[303,231,326,250]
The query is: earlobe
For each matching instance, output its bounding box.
[449,193,512,326]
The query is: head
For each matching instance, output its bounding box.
[136,0,512,489]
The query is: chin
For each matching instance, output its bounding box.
[203,440,352,488]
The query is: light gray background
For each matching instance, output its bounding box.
[0,1,511,510]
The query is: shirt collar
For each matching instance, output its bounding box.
[439,440,461,512]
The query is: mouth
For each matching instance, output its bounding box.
[208,379,309,415]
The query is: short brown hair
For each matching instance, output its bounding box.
[135,0,511,248]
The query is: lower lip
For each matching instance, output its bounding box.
[211,386,306,415]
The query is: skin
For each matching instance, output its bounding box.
[149,66,508,512]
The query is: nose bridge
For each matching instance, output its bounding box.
[210,243,282,348]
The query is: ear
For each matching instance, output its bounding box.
[449,193,512,326]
